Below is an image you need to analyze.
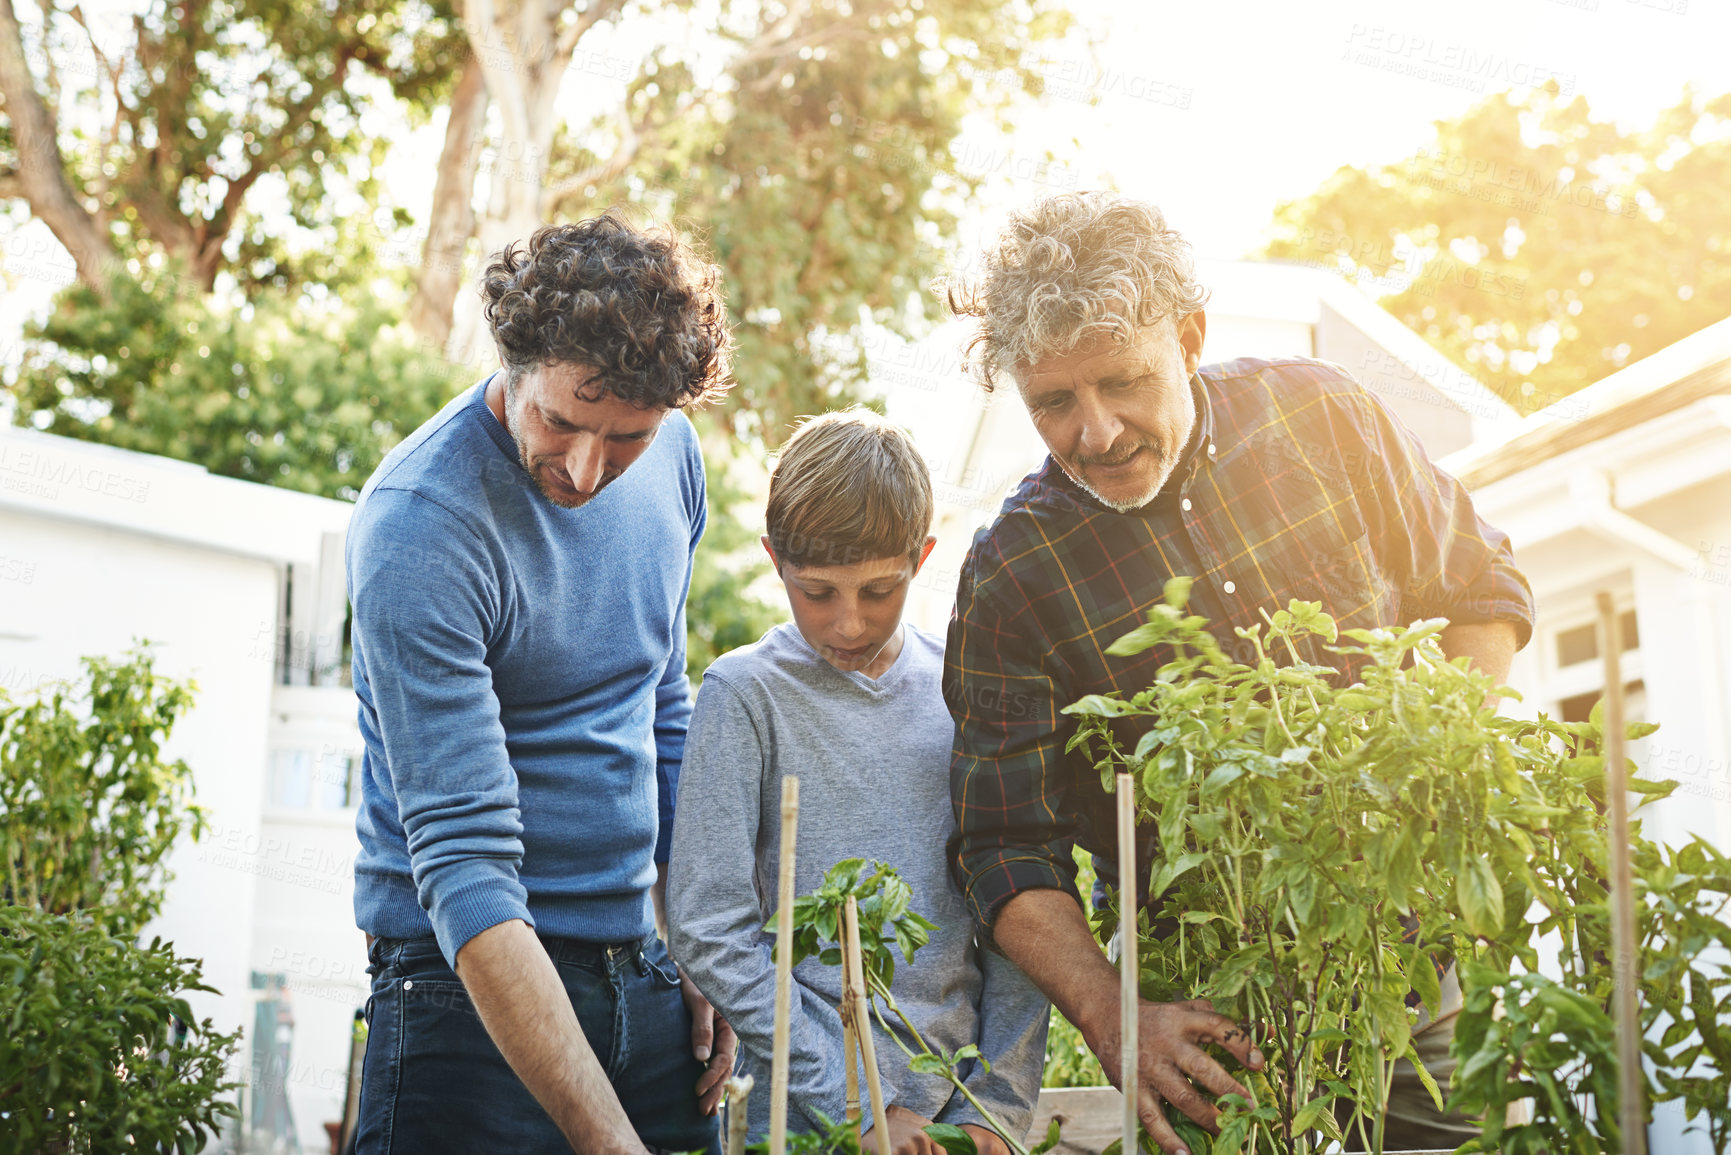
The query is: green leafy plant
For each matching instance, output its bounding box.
[0,647,241,1151]
[784,860,1064,1155]
[1063,578,1731,1154]
[744,1110,864,1155]
[0,905,242,1154]
[1,646,203,937]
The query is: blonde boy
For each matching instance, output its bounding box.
[667,409,1049,1155]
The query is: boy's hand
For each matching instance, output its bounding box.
[861,1105,941,1155]
[959,1124,1012,1155]
[680,969,737,1116]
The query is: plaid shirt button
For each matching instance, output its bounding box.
[1223,580,1236,593]
[1180,498,1193,511]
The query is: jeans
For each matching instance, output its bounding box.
[355,931,721,1155]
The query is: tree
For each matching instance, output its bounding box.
[0,0,464,294]
[8,265,461,500]
[414,0,1071,444]
[1262,84,1731,412]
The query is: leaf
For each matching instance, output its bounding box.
[1207,943,1268,998]
[1290,1095,1336,1136]
[908,1053,952,1076]
[1407,1038,1447,1113]
[923,1124,978,1155]
[1457,855,1505,939]
[1106,623,1167,657]
[1200,764,1245,796]
[1030,1119,1063,1155]
[1063,694,1138,718]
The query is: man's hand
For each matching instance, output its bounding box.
[993,890,1263,1155]
[680,968,737,1116]
[860,1105,942,1155]
[959,1123,1012,1155]
[1087,997,1262,1155]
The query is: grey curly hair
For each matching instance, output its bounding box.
[946,192,1210,391]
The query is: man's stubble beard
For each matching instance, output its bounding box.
[501,382,616,510]
[1064,443,1183,514]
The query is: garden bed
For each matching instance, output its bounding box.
[1028,1089,1452,1155]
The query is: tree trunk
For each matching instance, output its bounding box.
[0,0,115,296]
[409,51,489,351]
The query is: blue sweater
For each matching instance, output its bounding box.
[346,378,705,966]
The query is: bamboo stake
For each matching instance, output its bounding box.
[1597,593,1647,1155]
[843,944,861,1124]
[770,776,801,1155]
[845,896,894,1155]
[1116,772,1140,1155]
[725,1073,755,1155]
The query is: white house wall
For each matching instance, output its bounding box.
[0,503,277,1061]
[255,684,371,1152]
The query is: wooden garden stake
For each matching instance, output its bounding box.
[844,896,893,1155]
[1117,772,1139,1155]
[769,775,800,1155]
[1597,592,1647,1155]
[725,1073,755,1155]
[842,943,861,1124]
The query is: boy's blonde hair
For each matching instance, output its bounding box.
[766,407,933,571]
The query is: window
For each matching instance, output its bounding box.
[1555,610,1639,668]
[1559,679,1647,726]
[268,747,360,810]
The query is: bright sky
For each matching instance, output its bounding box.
[956,0,1730,260]
[3,0,1728,370]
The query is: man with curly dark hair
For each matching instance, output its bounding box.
[345,213,737,1155]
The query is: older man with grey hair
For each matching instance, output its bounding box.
[942,192,1536,1155]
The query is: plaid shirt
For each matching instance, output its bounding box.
[944,357,1535,937]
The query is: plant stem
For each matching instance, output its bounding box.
[866,978,1031,1155]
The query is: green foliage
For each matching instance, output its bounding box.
[12,0,463,291]
[744,1110,864,1155]
[7,268,461,501]
[783,859,1036,1155]
[1263,84,1731,412]
[782,858,938,992]
[0,648,241,1152]
[0,906,242,1155]
[686,433,785,682]
[584,0,1073,447]
[1065,579,1731,1153]
[1041,1007,1108,1089]
[1,647,201,938]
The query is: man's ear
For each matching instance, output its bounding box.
[1178,310,1207,376]
[760,535,780,574]
[915,535,938,573]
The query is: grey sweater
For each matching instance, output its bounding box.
[667,623,1049,1144]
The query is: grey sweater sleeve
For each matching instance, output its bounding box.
[666,674,889,1135]
[935,948,1050,1141]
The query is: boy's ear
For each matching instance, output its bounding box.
[915,535,937,572]
[760,535,781,574]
